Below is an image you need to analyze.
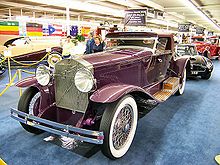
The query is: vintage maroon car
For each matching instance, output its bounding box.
[11,32,189,159]
[192,35,220,59]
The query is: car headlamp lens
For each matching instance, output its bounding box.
[206,60,212,69]
[74,69,94,93]
[36,65,51,86]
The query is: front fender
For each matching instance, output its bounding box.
[90,83,154,103]
[172,57,190,77]
[15,76,37,88]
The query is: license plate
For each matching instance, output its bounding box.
[27,121,35,126]
[191,71,198,74]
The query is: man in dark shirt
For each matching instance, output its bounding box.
[85,32,95,54]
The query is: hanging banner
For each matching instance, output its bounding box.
[26,23,43,36]
[81,26,91,37]
[196,27,205,34]
[0,21,19,35]
[147,8,155,18]
[19,21,26,36]
[124,9,147,26]
[178,23,190,32]
[207,31,214,36]
[42,23,49,36]
[70,25,78,36]
[48,24,62,36]
[156,11,164,20]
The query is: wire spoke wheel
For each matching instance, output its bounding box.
[100,95,138,159]
[112,105,133,150]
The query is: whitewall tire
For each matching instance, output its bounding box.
[176,68,186,95]
[100,95,138,159]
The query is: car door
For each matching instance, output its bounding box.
[146,37,171,84]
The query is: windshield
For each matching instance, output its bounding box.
[192,38,204,42]
[208,38,218,44]
[176,45,197,56]
[11,38,30,46]
[106,38,155,49]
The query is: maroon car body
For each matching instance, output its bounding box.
[11,32,189,159]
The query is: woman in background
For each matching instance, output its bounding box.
[92,36,105,53]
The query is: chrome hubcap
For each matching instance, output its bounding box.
[112,105,133,150]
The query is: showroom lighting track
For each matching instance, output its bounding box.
[183,0,220,31]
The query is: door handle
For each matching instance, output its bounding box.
[157,58,163,63]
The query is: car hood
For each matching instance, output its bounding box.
[190,55,207,65]
[83,47,153,67]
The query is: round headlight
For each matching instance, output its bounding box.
[74,69,94,93]
[206,60,213,69]
[36,65,51,86]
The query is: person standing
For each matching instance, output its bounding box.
[85,32,95,54]
[60,35,74,59]
[92,36,105,53]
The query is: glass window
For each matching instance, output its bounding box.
[107,39,155,49]
[177,45,197,56]
[11,38,29,46]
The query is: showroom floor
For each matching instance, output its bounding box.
[0,62,220,165]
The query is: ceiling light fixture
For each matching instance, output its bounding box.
[182,0,220,31]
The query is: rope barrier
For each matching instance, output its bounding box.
[0,69,35,97]
[20,69,35,75]
[9,52,50,66]
[0,70,18,97]
[0,51,49,96]
[0,56,6,64]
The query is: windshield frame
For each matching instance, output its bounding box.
[106,37,157,51]
[176,45,198,56]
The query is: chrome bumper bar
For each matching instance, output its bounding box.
[11,108,104,144]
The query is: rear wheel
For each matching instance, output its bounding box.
[176,68,186,95]
[18,87,44,134]
[100,95,138,159]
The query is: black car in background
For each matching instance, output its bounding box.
[176,44,213,79]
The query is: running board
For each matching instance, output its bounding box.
[153,77,179,102]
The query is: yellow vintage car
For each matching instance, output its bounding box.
[0,35,62,63]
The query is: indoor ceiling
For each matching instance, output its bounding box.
[0,0,219,32]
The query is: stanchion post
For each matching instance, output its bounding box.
[18,69,22,96]
[7,57,12,82]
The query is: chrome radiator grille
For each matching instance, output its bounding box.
[54,59,92,113]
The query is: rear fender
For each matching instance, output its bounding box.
[15,76,37,88]
[90,83,155,103]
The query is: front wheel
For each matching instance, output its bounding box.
[176,68,186,95]
[100,95,138,159]
[18,87,44,134]
[201,72,211,80]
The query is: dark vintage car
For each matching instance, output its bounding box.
[176,44,213,79]
[11,32,189,159]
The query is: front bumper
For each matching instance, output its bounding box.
[11,108,104,144]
